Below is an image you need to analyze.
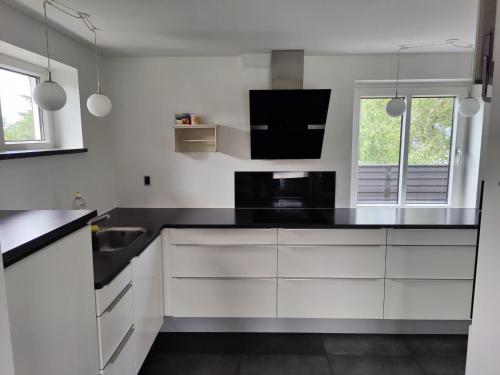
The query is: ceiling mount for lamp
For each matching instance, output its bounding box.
[33,0,112,117]
[386,39,480,118]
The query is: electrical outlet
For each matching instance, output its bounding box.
[144,176,151,186]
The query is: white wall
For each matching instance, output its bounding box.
[466,4,500,375]
[106,53,473,208]
[0,2,116,212]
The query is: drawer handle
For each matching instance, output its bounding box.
[172,244,276,248]
[108,325,135,365]
[104,283,132,314]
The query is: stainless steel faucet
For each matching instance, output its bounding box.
[89,213,111,225]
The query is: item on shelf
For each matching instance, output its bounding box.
[175,113,192,125]
[190,114,201,125]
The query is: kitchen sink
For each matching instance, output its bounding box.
[92,227,146,252]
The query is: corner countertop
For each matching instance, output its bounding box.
[0,210,97,268]
[92,207,479,289]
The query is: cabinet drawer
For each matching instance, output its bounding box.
[386,246,476,279]
[384,279,473,320]
[278,229,386,245]
[95,264,132,316]
[278,278,384,319]
[101,327,135,375]
[278,245,385,278]
[387,229,477,246]
[171,245,277,277]
[169,228,276,245]
[97,284,134,369]
[172,278,276,317]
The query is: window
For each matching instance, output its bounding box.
[352,87,463,207]
[0,66,51,151]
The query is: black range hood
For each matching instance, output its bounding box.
[249,50,332,159]
[249,89,331,159]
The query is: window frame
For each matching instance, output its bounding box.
[0,55,53,151]
[351,85,469,207]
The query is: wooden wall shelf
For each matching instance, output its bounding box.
[173,125,218,152]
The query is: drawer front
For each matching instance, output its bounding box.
[169,228,277,245]
[278,278,384,319]
[171,245,277,277]
[278,245,385,278]
[101,327,135,375]
[384,279,473,320]
[97,284,134,369]
[95,264,132,316]
[172,278,276,317]
[386,246,476,279]
[387,229,477,246]
[278,229,386,245]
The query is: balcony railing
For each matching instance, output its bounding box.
[357,164,450,203]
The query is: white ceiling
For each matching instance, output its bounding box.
[5,0,479,57]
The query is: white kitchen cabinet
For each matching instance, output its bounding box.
[132,236,164,372]
[96,264,132,316]
[169,228,277,245]
[278,245,385,278]
[278,278,384,319]
[384,279,473,320]
[386,245,476,279]
[97,284,134,368]
[101,326,136,375]
[5,226,99,375]
[172,277,276,317]
[278,228,386,245]
[387,229,477,246]
[171,244,277,277]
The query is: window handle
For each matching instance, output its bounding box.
[455,147,463,166]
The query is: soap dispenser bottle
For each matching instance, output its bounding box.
[72,192,86,209]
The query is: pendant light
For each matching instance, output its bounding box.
[33,1,67,111]
[458,45,480,117]
[386,49,406,117]
[87,31,112,117]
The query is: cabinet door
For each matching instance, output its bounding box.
[172,278,276,317]
[132,236,164,372]
[171,245,277,277]
[278,278,384,319]
[387,229,477,246]
[5,226,99,375]
[278,245,385,278]
[386,245,476,279]
[101,327,135,375]
[384,279,473,320]
[169,228,277,245]
[278,228,386,245]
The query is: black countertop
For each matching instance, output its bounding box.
[0,210,97,268]
[92,207,479,289]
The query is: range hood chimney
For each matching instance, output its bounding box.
[271,50,304,90]
[249,50,331,160]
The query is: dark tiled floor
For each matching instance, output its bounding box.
[139,333,468,375]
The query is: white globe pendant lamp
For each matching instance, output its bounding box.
[458,96,480,117]
[33,1,67,111]
[458,49,480,118]
[386,49,406,117]
[87,32,112,117]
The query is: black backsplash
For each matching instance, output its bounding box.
[235,171,335,208]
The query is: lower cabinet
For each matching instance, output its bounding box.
[172,277,277,317]
[384,279,473,320]
[95,236,163,375]
[5,226,99,375]
[278,278,384,319]
[132,236,164,372]
[101,326,136,375]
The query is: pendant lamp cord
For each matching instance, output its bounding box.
[42,1,52,78]
[395,48,402,98]
[42,0,100,89]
